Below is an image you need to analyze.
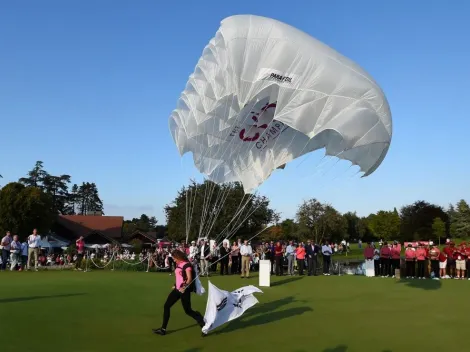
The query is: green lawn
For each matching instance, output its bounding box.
[2,271,469,352]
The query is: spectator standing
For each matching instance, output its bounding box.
[429,243,440,279]
[296,243,306,276]
[443,242,456,278]
[416,243,427,279]
[21,239,28,270]
[27,229,41,271]
[274,242,284,276]
[75,236,85,271]
[286,241,296,276]
[240,240,252,278]
[188,241,198,261]
[454,244,466,279]
[230,241,240,275]
[219,242,230,276]
[373,244,380,277]
[1,231,12,271]
[199,240,210,277]
[321,241,333,275]
[380,242,391,277]
[391,242,401,277]
[305,240,318,276]
[405,244,416,278]
[10,235,21,271]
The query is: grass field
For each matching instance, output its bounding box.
[2,271,469,352]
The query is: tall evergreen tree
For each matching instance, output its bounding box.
[76,182,104,215]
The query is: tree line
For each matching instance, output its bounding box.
[164,180,470,244]
[0,161,104,235]
[265,198,470,244]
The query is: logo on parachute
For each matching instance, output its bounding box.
[230,102,288,150]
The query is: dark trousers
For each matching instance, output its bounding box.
[417,260,425,278]
[270,258,275,274]
[323,255,331,274]
[75,253,83,269]
[1,249,9,270]
[162,289,204,330]
[308,256,317,276]
[391,259,400,275]
[237,254,242,273]
[431,260,439,278]
[275,256,283,276]
[406,261,415,277]
[231,256,239,274]
[374,259,380,276]
[220,260,229,275]
[380,258,390,276]
[297,259,304,275]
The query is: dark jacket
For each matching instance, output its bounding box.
[305,244,320,257]
[200,244,211,259]
[220,246,230,261]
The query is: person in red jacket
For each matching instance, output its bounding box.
[465,245,470,280]
[391,241,401,277]
[380,242,392,277]
[443,242,456,278]
[415,243,427,279]
[439,249,448,279]
[404,244,416,278]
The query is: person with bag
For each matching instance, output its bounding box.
[153,250,205,336]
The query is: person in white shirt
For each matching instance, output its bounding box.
[1,231,12,271]
[285,241,296,275]
[189,241,198,261]
[27,228,41,271]
[240,240,253,278]
[321,241,333,276]
[199,240,210,276]
[10,235,22,271]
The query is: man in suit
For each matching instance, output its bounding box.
[306,239,319,276]
[219,242,230,275]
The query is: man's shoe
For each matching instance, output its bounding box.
[152,328,166,336]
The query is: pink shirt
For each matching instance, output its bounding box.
[296,247,306,260]
[175,261,191,289]
[364,247,374,259]
[76,240,85,254]
[416,248,426,261]
[405,249,416,261]
[391,247,401,259]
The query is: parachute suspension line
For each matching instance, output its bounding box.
[185,181,198,244]
[201,183,232,240]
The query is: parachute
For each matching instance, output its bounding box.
[169,15,392,193]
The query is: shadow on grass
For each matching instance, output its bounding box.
[396,278,442,290]
[213,296,312,335]
[183,348,203,352]
[271,276,304,287]
[0,293,86,304]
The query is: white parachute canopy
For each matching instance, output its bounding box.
[170,15,392,193]
[202,281,263,334]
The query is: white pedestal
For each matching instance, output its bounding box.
[259,260,271,287]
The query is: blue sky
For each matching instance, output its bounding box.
[1,0,469,223]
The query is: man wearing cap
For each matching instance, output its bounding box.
[416,243,427,279]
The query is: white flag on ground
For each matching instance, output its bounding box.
[193,265,205,296]
[202,281,263,334]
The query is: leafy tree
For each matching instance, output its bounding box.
[76,182,104,215]
[367,209,400,241]
[0,182,53,236]
[400,201,447,241]
[123,214,159,236]
[67,184,79,215]
[432,217,446,244]
[296,199,347,243]
[452,199,470,238]
[165,180,278,242]
[43,174,72,214]
[19,161,48,188]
